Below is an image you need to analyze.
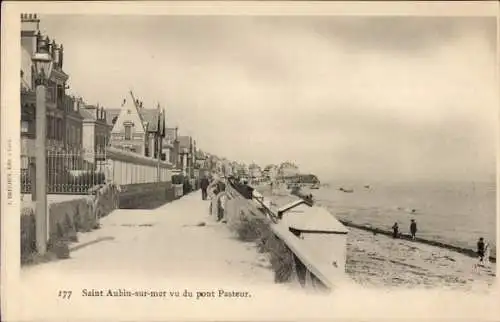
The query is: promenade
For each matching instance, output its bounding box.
[22,192,277,285]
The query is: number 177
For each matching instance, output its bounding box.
[58,290,72,299]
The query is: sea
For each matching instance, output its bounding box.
[308,180,497,255]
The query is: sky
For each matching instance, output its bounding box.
[38,15,497,182]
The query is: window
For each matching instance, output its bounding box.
[124,125,132,140]
[46,116,53,139]
[76,128,81,145]
[58,119,63,140]
[47,81,56,103]
[21,121,29,133]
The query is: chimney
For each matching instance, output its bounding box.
[53,42,60,67]
[51,40,57,61]
[21,13,40,34]
[59,44,64,68]
[45,36,52,55]
[36,31,47,53]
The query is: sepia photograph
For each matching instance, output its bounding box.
[1,1,499,321]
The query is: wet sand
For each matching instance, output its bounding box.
[346,227,496,291]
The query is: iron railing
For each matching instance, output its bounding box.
[21,148,107,195]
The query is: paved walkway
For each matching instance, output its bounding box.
[21,192,277,284]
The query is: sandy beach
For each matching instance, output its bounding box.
[346,227,495,291]
[258,184,496,290]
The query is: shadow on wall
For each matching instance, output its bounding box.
[117,180,200,210]
[20,184,120,265]
[118,182,179,209]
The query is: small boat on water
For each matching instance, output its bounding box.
[339,187,354,193]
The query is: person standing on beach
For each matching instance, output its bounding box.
[392,222,399,238]
[410,219,417,240]
[477,237,485,265]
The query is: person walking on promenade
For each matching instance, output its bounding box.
[410,219,417,240]
[477,237,486,265]
[392,222,399,239]
[200,176,210,200]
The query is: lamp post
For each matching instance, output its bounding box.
[32,34,53,255]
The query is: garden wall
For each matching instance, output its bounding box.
[21,184,120,264]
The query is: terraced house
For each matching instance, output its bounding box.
[20,13,84,192]
[21,14,82,154]
[106,91,166,159]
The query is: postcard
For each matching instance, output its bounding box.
[1,1,499,321]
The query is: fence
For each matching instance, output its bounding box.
[21,148,107,195]
[106,146,172,185]
[21,146,174,196]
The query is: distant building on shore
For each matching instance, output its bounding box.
[279,161,300,178]
[249,163,262,179]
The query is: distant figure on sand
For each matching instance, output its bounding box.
[477,237,486,265]
[392,222,399,238]
[410,219,417,239]
[200,176,210,200]
[484,242,491,266]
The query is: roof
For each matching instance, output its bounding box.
[79,108,97,120]
[140,109,159,132]
[178,136,191,150]
[105,108,121,126]
[165,128,177,141]
[105,100,165,135]
[195,150,205,159]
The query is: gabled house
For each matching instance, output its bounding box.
[105,91,165,158]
